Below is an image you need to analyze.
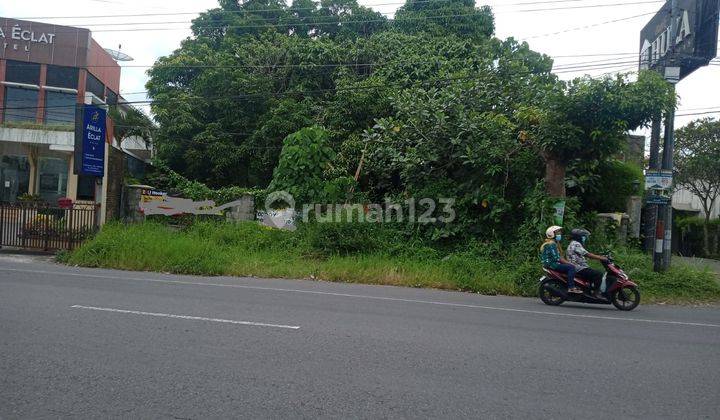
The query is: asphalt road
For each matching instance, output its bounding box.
[1,254,719,419]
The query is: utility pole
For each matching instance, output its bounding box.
[653,0,680,272]
[660,89,676,270]
[644,118,661,254]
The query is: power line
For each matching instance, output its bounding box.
[22,12,507,34]
[676,109,720,117]
[15,0,660,20]
[53,58,652,105]
[2,51,642,71]
[10,58,646,112]
[63,1,664,27]
[522,11,656,40]
[0,60,646,113]
[26,2,665,34]
[510,0,661,13]
[14,0,460,19]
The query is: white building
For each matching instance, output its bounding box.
[673,187,720,219]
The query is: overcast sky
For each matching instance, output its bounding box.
[1,0,718,128]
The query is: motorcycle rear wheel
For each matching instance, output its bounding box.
[611,286,640,311]
[539,279,566,306]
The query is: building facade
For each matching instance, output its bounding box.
[672,188,720,219]
[1,17,146,224]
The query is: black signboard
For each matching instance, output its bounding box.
[640,0,719,80]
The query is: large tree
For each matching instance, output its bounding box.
[146,0,523,189]
[516,71,676,198]
[147,0,390,187]
[147,0,673,241]
[675,118,720,255]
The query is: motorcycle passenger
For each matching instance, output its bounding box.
[567,229,608,297]
[540,226,582,294]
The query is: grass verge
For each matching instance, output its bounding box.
[60,221,720,304]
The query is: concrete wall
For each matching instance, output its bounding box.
[0,126,74,150]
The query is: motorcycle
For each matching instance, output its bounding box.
[538,256,641,311]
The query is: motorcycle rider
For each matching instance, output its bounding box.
[540,226,582,294]
[567,228,608,297]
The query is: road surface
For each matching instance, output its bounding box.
[1,253,719,419]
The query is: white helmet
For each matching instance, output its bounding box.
[545,225,562,239]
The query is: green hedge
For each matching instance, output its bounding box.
[676,216,720,258]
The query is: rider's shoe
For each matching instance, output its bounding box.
[568,287,583,294]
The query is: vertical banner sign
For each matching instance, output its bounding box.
[553,201,566,226]
[79,105,106,177]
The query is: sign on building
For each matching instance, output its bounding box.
[74,104,106,177]
[639,0,720,80]
[1,18,90,67]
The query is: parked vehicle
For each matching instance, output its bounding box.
[538,255,641,311]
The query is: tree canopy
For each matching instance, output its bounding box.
[674,118,720,255]
[147,0,675,240]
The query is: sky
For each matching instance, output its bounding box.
[1,0,718,128]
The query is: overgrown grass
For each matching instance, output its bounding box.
[60,221,720,303]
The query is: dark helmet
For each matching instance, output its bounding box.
[571,228,591,241]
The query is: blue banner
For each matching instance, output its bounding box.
[80,105,106,177]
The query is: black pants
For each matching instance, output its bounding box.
[578,268,603,290]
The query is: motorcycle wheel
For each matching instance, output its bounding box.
[539,279,566,306]
[611,286,640,311]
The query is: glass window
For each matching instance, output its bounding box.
[86,72,105,100]
[5,60,41,85]
[0,155,30,202]
[38,157,68,203]
[106,89,118,106]
[76,175,96,201]
[46,65,79,90]
[3,87,39,123]
[44,91,77,125]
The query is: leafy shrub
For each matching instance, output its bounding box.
[147,162,263,205]
[572,159,643,213]
[268,126,356,206]
[676,216,720,258]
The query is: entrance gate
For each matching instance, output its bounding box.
[0,202,98,251]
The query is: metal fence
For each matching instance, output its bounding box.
[0,203,98,251]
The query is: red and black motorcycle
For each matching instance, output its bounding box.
[538,256,641,311]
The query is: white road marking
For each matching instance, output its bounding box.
[70,305,300,330]
[1,267,719,328]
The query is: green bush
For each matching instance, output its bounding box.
[572,159,644,213]
[147,162,263,205]
[676,216,720,258]
[268,126,356,206]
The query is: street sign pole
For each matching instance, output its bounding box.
[660,84,676,270]
[653,0,679,272]
[644,118,662,254]
[640,0,719,271]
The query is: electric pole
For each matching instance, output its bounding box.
[644,118,661,255]
[653,0,680,272]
